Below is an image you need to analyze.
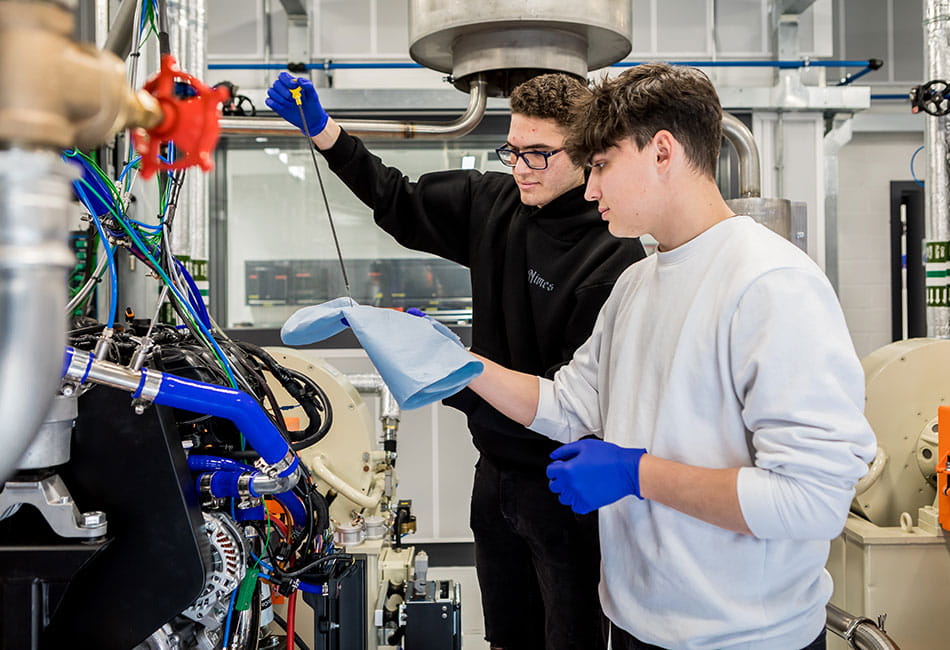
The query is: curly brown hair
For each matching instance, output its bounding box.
[509,73,590,128]
[564,63,723,178]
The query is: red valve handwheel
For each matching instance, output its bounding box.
[132,55,230,179]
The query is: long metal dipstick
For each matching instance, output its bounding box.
[290,85,354,305]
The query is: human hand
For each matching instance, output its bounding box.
[405,307,464,348]
[546,439,647,514]
[265,71,329,137]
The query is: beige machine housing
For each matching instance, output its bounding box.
[827,338,950,650]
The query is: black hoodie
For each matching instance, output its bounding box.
[322,131,647,472]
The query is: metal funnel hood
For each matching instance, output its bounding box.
[409,1,632,97]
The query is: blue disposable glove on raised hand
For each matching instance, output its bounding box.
[265,71,329,137]
[546,439,647,514]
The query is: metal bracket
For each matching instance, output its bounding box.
[0,474,107,539]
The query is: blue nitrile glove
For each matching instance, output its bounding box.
[265,72,329,137]
[546,439,647,514]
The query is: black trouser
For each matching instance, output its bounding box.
[610,623,827,650]
[470,455,607,650]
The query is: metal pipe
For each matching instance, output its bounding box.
[309,456,384,508]
[826,603,900,649]
[103,0,138,59]
[220,76,487,140]
[0,150,76,485]
[347,373,400,420]
[65,253,109,314]
[925,0,950,338]
[721,112,761,199]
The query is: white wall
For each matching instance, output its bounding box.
[837,129,924,358]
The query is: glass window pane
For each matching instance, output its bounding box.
[221,136,515,329]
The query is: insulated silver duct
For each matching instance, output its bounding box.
[0,150,75,484]
[166,0,208,260]
[925,0,950,338]
[826,603,900,650]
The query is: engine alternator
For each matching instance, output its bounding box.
[182,511,246,628]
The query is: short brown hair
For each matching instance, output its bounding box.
[564,63,723,178]
[509,73,590,128]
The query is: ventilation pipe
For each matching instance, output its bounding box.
[722,112,793,240]
[220,76,488,139]
[925,0,950,338]
[165,0,209,261]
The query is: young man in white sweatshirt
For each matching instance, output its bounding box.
[466,63,877,650]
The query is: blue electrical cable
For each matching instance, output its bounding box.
[222,589,237,647]
[73,182,119,328]
[118,156,142,183]
[911,145,926,188]
[74,178,240,388]
[247,551,324,593]
[118,220,238,387]
[174,258,212,330]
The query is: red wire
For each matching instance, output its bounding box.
[286,589,297,650]
[269,515,289,539]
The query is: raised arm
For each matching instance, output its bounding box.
[266,72,490,265]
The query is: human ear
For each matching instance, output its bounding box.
[653,130,674,169]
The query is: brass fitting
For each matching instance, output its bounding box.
[0,1,162,151]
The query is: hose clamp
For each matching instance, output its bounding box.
[66,349,94,383]
[137,368,163,401]
[198,473,213,496]
[843,616,876,645]
[237,473,256,498]
[266,450,299,478]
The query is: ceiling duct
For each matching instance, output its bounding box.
[408,0,633,97]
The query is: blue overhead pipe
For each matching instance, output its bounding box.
[209,59,879,72]
[615,59,876,69]
[209,62,424,70]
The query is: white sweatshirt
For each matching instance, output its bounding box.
[530,216,876,650]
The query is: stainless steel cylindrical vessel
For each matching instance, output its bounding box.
[725,197,793,240]
[409,0,632,97]
[17,394,78,470]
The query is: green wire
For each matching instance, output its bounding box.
[255,499,272,571]
[73,177,238,388]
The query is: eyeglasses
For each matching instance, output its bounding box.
[495,146,563,170]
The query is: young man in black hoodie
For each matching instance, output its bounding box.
[267,72,646,650]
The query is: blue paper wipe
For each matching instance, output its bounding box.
[281,297,483,410]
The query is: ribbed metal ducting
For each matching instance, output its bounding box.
[408,0,632,97]
[166,0,208,261]
[925,0,950,338]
